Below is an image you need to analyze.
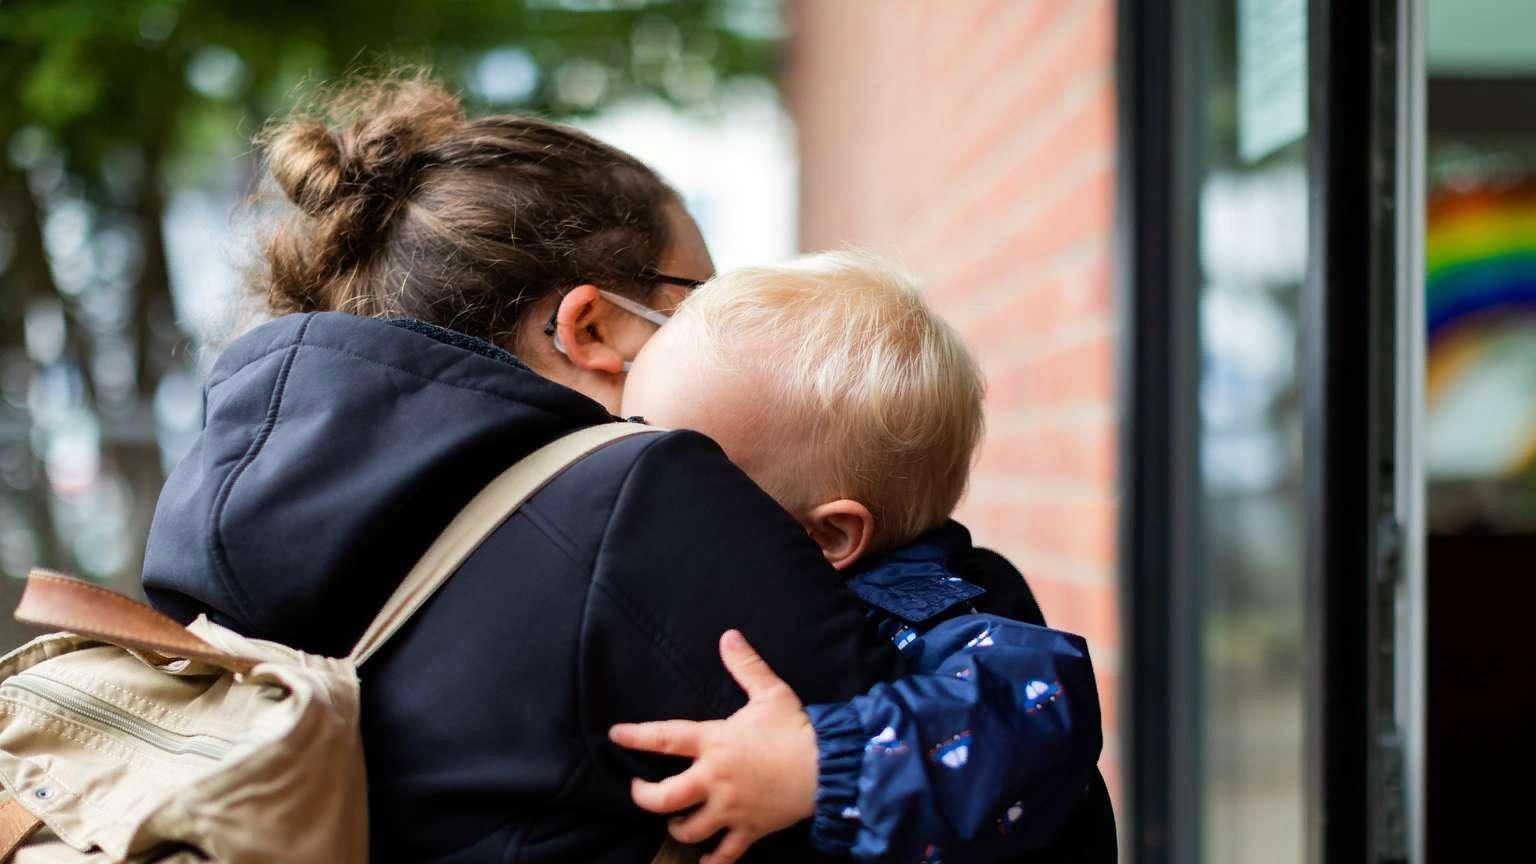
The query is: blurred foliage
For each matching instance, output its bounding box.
[1,0,778,184]
[0,0,780,637]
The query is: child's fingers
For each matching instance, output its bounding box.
[631,772,708,814]
[667,801,726,844]
[699,829,754,864]
[610,720,703,756]
[718,629,785,700]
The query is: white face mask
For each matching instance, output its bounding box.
[551,289,673,372]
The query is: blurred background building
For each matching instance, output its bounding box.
[0,1,1528,862]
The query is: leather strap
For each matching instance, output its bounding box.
[349,423,656,666]
[14,570,256,675]
[0,797,43,860]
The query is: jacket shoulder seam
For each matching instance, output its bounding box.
[204,343,294,394]
[521,501,588,570]
[572,432,725,787]
[207,313,315,629]
[589,432,724,711]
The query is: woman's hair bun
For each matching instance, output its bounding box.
[252,70,677,341]
[264,119,344,218]
[260,75,465,222]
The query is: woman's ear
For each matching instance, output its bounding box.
[804,500,875,571]
[555,284,628,374]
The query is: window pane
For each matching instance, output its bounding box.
[1193,0,1308,860]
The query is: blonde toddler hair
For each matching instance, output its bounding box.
[674,250,985,551]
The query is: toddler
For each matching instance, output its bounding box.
[611,252,1105,864]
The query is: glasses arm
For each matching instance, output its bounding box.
[542,271,704,336]
[643,269,707,290]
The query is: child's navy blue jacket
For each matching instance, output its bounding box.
[805,527,1104,862]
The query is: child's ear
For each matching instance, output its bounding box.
[555,284,628,374]
[804,500,874,571]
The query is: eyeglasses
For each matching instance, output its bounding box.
[591,289,672,328]
[543,270,705,337]
[642,269,708,291]
[544,270,706,369]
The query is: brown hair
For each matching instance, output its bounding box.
[254,74,678,349]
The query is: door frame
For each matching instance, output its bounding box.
[1116,0,1424,861]
[1114,0,1202,859]
[1304,0,1423,861]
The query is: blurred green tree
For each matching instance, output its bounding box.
[0,0,778,613]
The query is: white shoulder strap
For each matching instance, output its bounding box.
[349,422,657,665]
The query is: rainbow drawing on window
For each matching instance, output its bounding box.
[1426,179,1536,479]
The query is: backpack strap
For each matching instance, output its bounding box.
[15,569,258,675]
[0,796,42,858]
[348,422,657,666]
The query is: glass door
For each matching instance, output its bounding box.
[1189,0,1311,859]
[1120,0,1424,861]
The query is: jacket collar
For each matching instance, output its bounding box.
[845,522,987,625]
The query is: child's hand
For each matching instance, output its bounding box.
[609,630,818,864]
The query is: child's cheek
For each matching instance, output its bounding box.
[619,345,667,421]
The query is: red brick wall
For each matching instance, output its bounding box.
[786,0,1122,814]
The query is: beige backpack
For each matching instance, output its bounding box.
[0,423,673,863]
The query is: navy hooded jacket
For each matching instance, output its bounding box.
[141,312,898,863]
[805,527,1106,862]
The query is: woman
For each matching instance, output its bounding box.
[141,76,1111,863]
[144,76,888,863]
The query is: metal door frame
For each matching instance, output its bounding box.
[1117,0,1425,861]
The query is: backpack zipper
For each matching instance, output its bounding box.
[1,675,233,760]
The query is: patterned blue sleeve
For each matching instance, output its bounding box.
[804,614,1102,862]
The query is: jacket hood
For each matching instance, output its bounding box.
[142,312,611,655]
